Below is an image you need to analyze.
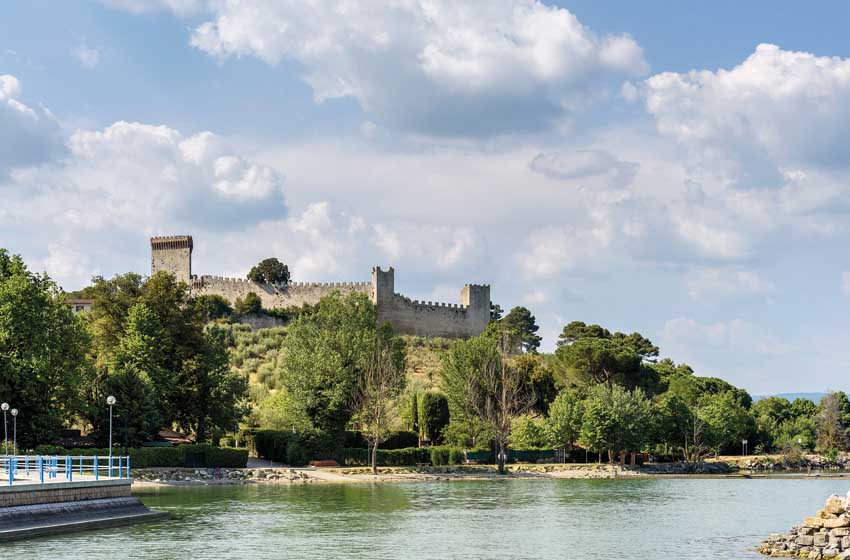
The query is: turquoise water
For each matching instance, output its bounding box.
[6,478,850,559]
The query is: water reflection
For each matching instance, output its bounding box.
[7,479,850,559]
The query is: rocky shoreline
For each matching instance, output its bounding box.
[133,468,318,485]
[130,461,736,486]
[759,493,850,558]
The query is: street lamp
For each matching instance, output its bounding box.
[106,396,116,473]
[10,409,17,456]
[1,403,8,457]
[742,439,748,457]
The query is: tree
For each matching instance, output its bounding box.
[554,337,641,387]
[352,325,406,475]
[417,391,450,445]
[545,388,585,451]
[512,353,557,415]
[697,391,752,455]
[255,387,312,432]
[816,392,848,453]
[553,321,659,390]
[751,397,792,450]
[247,258,290,285]
[577,383,652,462]
[0,250,90,448]
[280,292,391,445]
[192,294,233,322]
[500,307,542,352]
[105,368,162,447]
[234,292,262,315]
[440,331,535,474]
[112,304,177,420]
[175,326,249,442]
[510,416,548,449]
[489,303,503,322]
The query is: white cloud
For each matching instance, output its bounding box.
[686,268,777,299]
[73,43,101,69]
[110,0,647,136]
[0,75,63,175]
[7,121,286,234]
[640,44,850,187]
[35,244,95,289]
[529,149,637,187]
[372,223,481,271]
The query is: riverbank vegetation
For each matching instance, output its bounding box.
[3,246,850,473]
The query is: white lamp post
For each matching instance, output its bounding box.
[1,403,8,457]
[106,396,116,459]
[10,409,17,456]
[107,396,116,477]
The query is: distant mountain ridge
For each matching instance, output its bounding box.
[752,392,827,403]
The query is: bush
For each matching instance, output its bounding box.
[343,446,463,467]
[430,447,449,466]
[198,444,248,468]
[31,444,246,468]
[448,447,465,465]
[381,431,420,450]
[253,429,295,463]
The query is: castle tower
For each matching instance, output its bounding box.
[461,283,491,331]
[151,235,193,283]
[371,266,394,305]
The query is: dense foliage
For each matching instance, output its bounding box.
[4,245,848,468]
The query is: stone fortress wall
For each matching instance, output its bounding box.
[150,235,490,338]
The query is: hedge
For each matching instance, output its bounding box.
[33,444,247,469]
[343,446,464,467]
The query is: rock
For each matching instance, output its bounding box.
[808,517,827,528]
[827,496,847,515]
[798,536,816,546]
[824,517,850,529]
[831,528,850,537]
[815,533,829,546]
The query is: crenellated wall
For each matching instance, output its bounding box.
[375,292,489,338]
[152,237,491,338]
[191,275,371,309]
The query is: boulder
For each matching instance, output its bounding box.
[824,517,850,529]
[797,536,815,546]
[826,496,847,515]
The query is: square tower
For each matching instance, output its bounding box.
[150,235,193,283]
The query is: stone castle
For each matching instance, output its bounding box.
[150,235,491,338]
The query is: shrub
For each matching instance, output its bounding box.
[342,446,464,467]
[448,447,465,465]
[30,444,246,468]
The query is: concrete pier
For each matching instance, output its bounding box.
[0,478,168,541]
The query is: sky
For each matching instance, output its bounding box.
[3,1,850,395]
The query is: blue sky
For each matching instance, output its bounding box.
[3,0,850,394]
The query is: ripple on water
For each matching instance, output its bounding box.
[6,478,850,559]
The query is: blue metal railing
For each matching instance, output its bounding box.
[0,455,131,485]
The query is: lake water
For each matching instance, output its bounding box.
[6,478,850,559]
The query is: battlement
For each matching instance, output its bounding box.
[194,275,368,289]
[391,293,467,313]
[151,235,193,251]
[153,236,490,338]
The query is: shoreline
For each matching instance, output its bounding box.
[129,462,850,488]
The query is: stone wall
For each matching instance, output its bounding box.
[151,237,491,339]
[377,293,489,338]
[192,276,371,309]
[759,492,850,558]
[0,479,130,508]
